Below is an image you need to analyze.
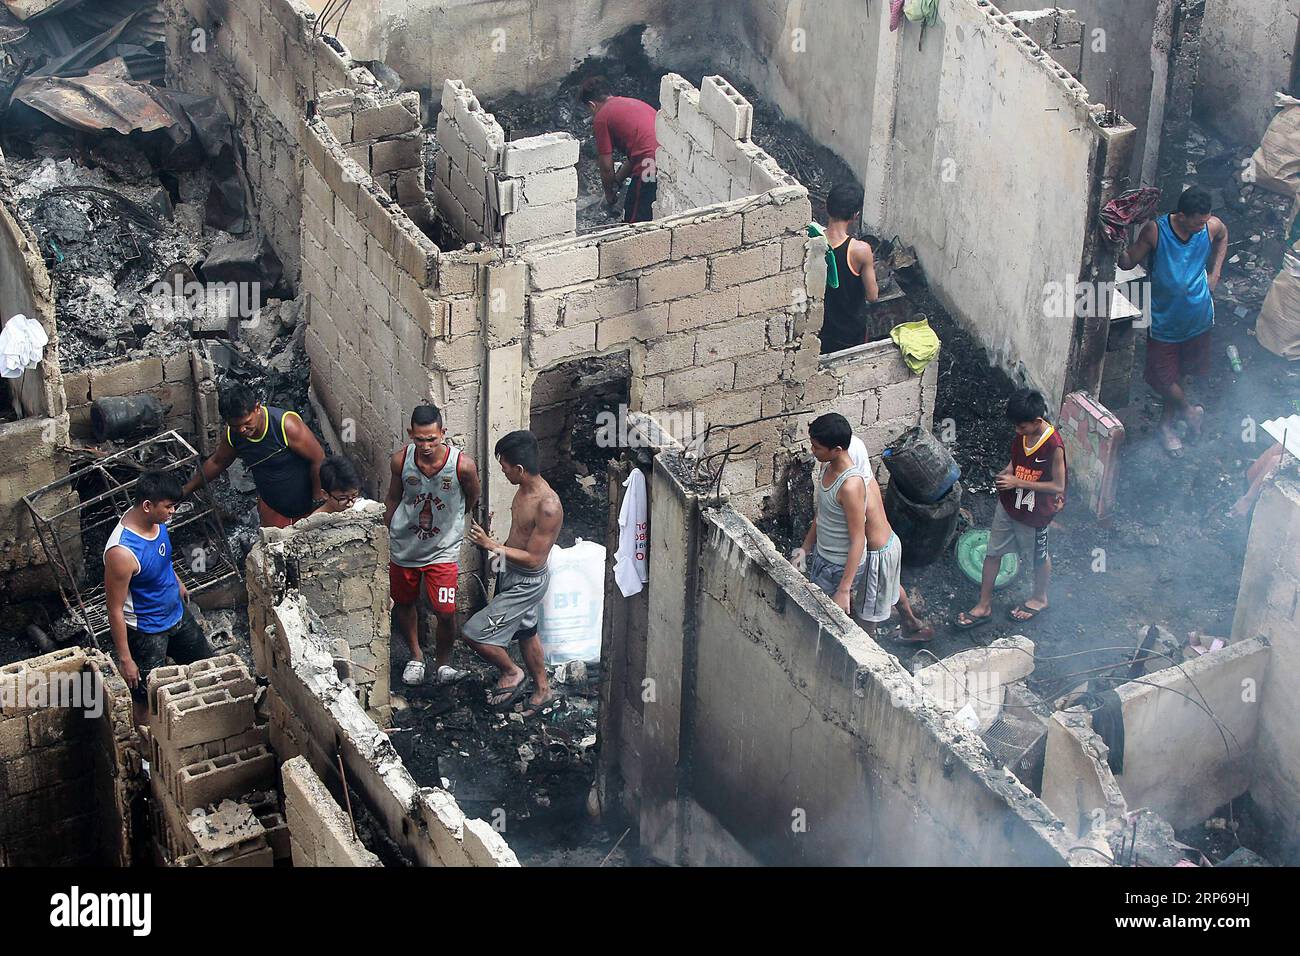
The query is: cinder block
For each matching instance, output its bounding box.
[675,87,715,149]
[710,241,783,289]
[176,745,277,812]
[666,286,739,332]
[671,214,742,259]
[527,244,599,291]
[436,116,470,174]
[353,95,421,141]
[599,228,672,277]
[89,357,164,397]
[517,167,578,207]
[663,361,734,404]
[700,75,753,142]
[736,272,800,316]
[637,258,707,306]
[742,188,812,243]
[440,79,470,118]
[501,200,576,244]
[281,755,380,867]
[733,350,787,390]
[562,280,637,325]
[655,113,694,166]
[500,132,579,177]
[164,688,257,749]
[527,323,595,370]
[695,315,770,363]
[643,334,698,374]
[658,73,691,121]
[371,135,423,175]
[596,304,670,350]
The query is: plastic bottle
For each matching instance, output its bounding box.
[1226,345,1242,373]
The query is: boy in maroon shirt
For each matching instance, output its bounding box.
[578,76,659,223]
[956,389,1068,628]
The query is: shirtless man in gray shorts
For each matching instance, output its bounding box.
[464,430,564,715]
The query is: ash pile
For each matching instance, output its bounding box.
[0,0,289,372]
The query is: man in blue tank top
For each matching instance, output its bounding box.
[105,470,214,727]
[182,383,325,526]
[1120,187,1228,457]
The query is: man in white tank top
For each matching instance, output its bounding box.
[385,405,480,687]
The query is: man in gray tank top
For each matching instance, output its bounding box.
[796,414,869,614]
[385,405,480,687]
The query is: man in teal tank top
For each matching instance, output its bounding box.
[1120,187,1228,457]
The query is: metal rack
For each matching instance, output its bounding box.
[22,431,242,648]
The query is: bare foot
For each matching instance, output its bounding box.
[1160,424,1183,458]
[1185,404,1205,442]
[898,619,935,643]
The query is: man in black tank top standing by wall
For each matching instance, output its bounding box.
[820,182,880,355]
[183,384,325,528]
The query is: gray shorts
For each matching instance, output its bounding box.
[856,533,902,623]
[462,560,550,648]
[987,505,1050,564]
[807,548,866,608]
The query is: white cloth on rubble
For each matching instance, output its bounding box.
[0,314,48,379]
[614,467,649,597]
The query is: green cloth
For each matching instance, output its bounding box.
[808,222,838,289]
[905,0,939,26]
[890,318,941,375]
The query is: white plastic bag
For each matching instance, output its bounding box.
[539,539,606,664]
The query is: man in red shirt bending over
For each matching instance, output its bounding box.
[578,76,659,223]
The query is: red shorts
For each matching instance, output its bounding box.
[1144,330,1211,392]
[389,561,458,614]
[257,498,295,529]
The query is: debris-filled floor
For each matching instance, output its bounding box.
[387,636,638,866]
[758,117,1293,866]
[482,25,854,234]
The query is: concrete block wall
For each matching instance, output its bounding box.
[319,87,434,229]
[0,647,144,866]
[146,653,275,864]
[299,111,485,488]
[164,0,385,284]
[1108,636,1270,831]
[1197,0,1300,144]
[434,80,579,245]
[1007,8,1084,78]
[282,755,380,866]
[654,74,794,217]
[61,350,196,442]
[882,0,1131,407]
[809,339,938,477]
[245,542,519,866]
[0,189,73,596]
[520,187,824,517]
[259,504,391,722]
[623,447,1074,866]
[1233,478,1300,863]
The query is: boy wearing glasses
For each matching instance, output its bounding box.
[385,405,481,687]
[312,455,373,514]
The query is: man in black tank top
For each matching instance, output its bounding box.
[820,182,879,355]
[183,384,325,528]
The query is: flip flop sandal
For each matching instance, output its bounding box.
[520,692,558,718]
[1008,604,1048,622]
[488,677,532,712]
[1160,429,1184,458]
[954,612,992,631]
